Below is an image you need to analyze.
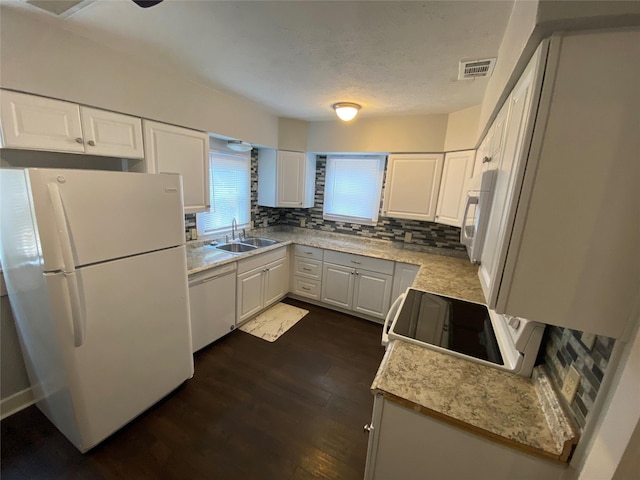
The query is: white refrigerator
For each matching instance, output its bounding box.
[0,168,194,452]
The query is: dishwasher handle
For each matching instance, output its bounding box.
[382,293,405,347]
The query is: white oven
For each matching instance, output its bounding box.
[461,169,496,264]
[383,288,545,377]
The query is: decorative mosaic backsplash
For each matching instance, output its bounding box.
[541,326,615,430]
[253,154,466,252]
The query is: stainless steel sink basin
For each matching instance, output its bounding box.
[214,243,258,253]
[239,237,279,247]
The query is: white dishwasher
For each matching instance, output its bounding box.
[188,263,237,353]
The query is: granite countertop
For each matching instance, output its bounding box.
[371,341,579,462]
[187,227,484,303]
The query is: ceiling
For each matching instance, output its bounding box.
[10,0,514,121]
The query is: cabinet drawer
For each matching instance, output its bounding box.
[292,276,321,300]
[292,244,324,261]
[293,257,322,280]
[323,250,394,275]
[237,246,288,274]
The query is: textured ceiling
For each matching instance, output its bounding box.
[12,0,514,120]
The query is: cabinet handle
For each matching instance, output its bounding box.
[75,137,84,144]
[482,156,492,163]
[304,251,313,255]
[351,260,361,265]
[363,424,373,433]
[302,267,312,272]
[301,286,310,291]
[351,272,355,275]
[87,140,96,146]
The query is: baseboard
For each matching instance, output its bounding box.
[1,387,34,420]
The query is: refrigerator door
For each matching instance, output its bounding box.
[27,169,185,272]
[48,245,193,451]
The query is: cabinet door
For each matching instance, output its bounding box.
[237,269,264,324]
[143,120,210,214]
[263,258,288,307]
[382,154,444,221]
[80,107,144,159]
[391,263,420,303]
[435,150,476,227]
[353,269,393,319]
[277,150,305,207]
[0,90,84,153]
[321,263,355,309]
[479,48,540,308]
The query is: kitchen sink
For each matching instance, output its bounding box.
[239,237,279,247]
[208,237,280,254]
[214,243,258,253]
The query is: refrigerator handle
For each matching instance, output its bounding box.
[65,272,86,347]
[47,183,76,274]
[48,183,86,347]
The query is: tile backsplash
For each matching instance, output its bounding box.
[542,326,615,430]
[253,153,466,253]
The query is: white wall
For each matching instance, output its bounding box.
[443,105,481,152]
[306,114,448,153]
[0,6,279,147]
[278,118,309,152]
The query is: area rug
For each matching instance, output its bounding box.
[239,302,309,342]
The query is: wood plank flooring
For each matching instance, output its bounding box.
[1,298,385,479]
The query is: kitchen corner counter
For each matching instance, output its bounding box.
[371,340,579,463]
[242,228,485,303]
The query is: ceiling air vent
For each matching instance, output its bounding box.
[458,58,496,80]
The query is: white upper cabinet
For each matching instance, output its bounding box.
[79,107,143,159]
[382,153,444,222]
[480,31,639,339]
[1,91,85,153]
[143,120,210,214]
[0,90,143,158]
[258,149,315,208]
[435,150,476,227]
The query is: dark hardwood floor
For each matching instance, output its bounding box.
[1,298,385,479]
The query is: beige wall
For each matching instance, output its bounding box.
[0,6,279,147]
[306,114,448,153]
[278,118,309,152]
[443,105,481,152]
[478,0,538,139]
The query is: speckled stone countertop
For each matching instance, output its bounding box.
[371,341,579,462]
[187,227,484,303]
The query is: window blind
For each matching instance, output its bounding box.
[323,155,386,225]
[197,150,251,235]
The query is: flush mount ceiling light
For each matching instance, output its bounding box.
[333,102,361,122]
[227,140,253,152]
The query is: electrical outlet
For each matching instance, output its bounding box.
[404,232,412,243]
[562,365,581,403]
[300,218,306,228]
[581,332,596,350]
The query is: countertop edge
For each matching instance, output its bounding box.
[533,367,580,462]
[371,388,570,464]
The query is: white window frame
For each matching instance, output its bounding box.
[197,149,251,237]
[323,154,386,226]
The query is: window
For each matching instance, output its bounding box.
[323,155,386,225]
[197,149,251,236]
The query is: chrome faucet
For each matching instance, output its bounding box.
[231,217,238,241]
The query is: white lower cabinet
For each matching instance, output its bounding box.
[321,250,394,320]
[365,394,566,480]
[188,263,237,353]
[236,247,289,324]
[390,263,420,303]
[290,245,324,301]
